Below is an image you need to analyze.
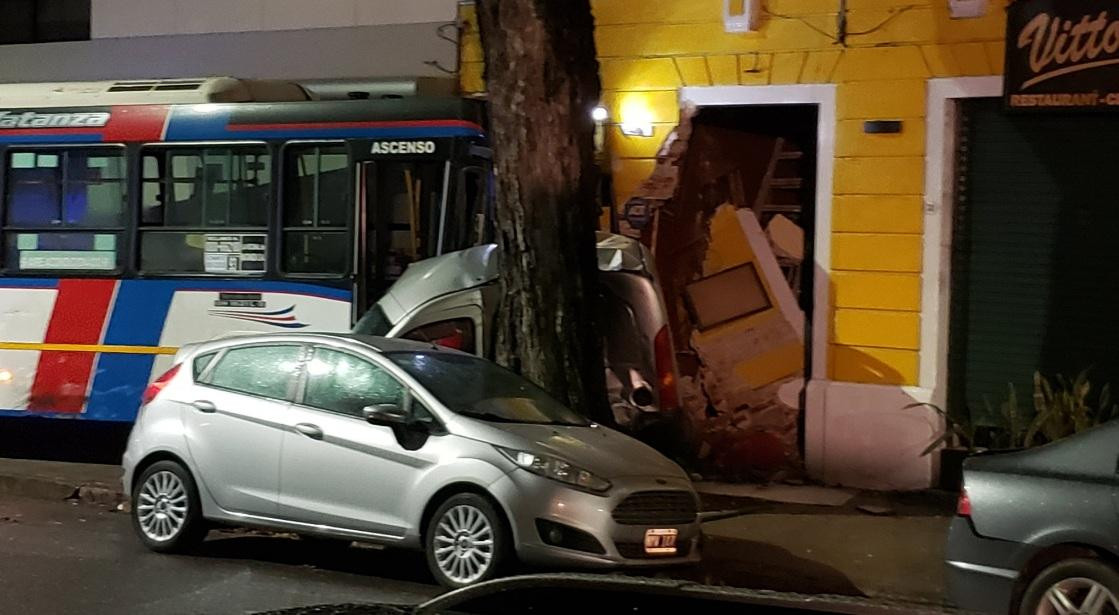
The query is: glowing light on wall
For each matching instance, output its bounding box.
[618,98,654,138]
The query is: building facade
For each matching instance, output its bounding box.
[0,0,460,82]
[458,0,1110,491]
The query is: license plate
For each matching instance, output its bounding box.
[644,528,678,555]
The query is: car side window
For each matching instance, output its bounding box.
[303,347,404,418]
[192,352,216,379]
[204,345,303,400]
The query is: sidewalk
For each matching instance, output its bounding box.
[0,457,955,605]
[692,482,955,606]
[0,457,124,505]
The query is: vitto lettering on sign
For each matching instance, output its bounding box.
[1006,0,1119,110]
[370,140,437,155]
[0,111,111,129]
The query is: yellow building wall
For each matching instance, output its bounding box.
[457,0,1008,387]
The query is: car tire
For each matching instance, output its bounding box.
[424,492,511,588]
[130,460,207,553]
[1019,558,1119,615]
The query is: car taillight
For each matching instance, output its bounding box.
[141,363,181,406]
[957,487,972,517]
[654,325,679,411]
[432,331,465,350]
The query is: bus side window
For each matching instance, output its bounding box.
[281,144,350,276]
[3,148,126,273]
[139,146,270,274]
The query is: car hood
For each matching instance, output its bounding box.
[471,421,688,481]
[965,419,1119,481]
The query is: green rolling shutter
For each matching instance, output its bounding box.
[949,98,1119,425]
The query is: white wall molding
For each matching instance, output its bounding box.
[680,84,838,481]
[920,77,1003,404]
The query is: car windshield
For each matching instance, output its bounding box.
[386,351,590,427]
[353,304,392,336]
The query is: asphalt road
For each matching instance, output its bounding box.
[0,497,440,615]
[0,495,948,615]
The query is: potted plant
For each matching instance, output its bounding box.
[905,402,978,491]
[909,368,1117,491]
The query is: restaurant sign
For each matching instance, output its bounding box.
[1006,0,1119,110]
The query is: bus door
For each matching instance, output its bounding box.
[352,139,493,315]
[356,158,447,310]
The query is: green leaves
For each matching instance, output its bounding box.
[1025,368,1111,447]
[906,367,1116,456]
[905,402,977,456]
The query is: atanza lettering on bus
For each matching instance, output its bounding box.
[370,141,437,155]
[1006,0,1119,111]
[0,111,110,129]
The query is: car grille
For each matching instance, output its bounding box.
[615,540,692,559]
[611,490,697,526]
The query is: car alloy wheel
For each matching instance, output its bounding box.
[1037,578,1119,615]
[1022,559,1119,615]
[137,470,189,542]
[131,460,206,553]
[433,503,495,585]
[425,492,510,588]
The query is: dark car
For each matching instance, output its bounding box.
[257,573,947,615]
[945,420,1119,614]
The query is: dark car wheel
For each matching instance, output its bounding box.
[425,493,510,588]
[1019,558,1119,615]
[131,460,207,553]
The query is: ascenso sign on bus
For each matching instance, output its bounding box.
[0,110,110,129]
[370,140,440,155]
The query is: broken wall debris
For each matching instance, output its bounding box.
[618,108,812,482]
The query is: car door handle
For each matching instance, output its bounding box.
[294,423,324,440]
[191,400,216,413]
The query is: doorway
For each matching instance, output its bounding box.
[356,160,449,310]
[649,102,819,480]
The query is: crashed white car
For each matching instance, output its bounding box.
[353,232,680,431]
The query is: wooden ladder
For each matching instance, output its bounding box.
[753,137,806,294]
[753,137,805,226]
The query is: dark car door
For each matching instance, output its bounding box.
[1112,444,1119,541]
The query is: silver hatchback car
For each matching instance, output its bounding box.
[122,333,702,587]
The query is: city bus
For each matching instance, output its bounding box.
[0,78,492,423]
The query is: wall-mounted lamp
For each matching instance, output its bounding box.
[948,0,987,19]
[620,123,654,138]
[724,0,760,33]
[592,106,609,122]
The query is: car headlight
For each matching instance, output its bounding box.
[497,447,612,494]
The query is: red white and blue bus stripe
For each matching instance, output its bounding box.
[0,104,485,144]
[0,279,352,421]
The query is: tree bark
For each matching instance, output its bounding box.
[475,0,609,423]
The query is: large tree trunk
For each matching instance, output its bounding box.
[475,0,609,423]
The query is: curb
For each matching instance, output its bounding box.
[0,473,126,507]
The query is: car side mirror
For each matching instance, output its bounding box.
[362,404,408,426]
